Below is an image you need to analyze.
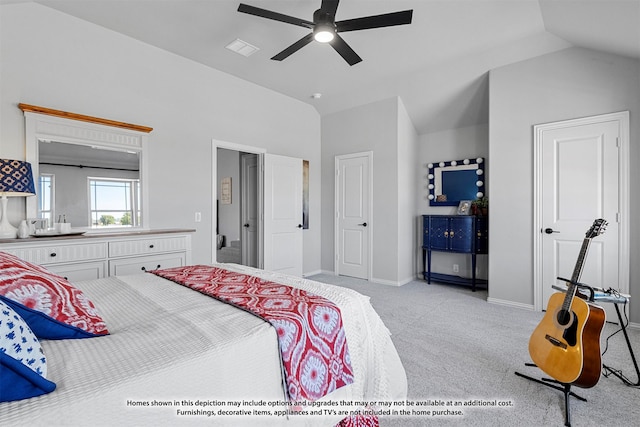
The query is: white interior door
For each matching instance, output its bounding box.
[335,152,371,280]
[535,113,629,319]
[241,153,258,268]
[263,153,303,276]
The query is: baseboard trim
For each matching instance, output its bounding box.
[370,277,404,287]
[302,269,323,278]
[487,297,535,311]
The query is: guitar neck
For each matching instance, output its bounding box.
[562,237,592,311]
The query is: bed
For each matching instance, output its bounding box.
[0,257,406,426]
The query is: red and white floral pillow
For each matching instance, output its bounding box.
[0,251,109,339]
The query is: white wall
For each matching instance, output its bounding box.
[417,124,489,280]
[489,47,640,322]
[0,3,322,272]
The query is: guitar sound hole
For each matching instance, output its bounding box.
[557,309,572,326]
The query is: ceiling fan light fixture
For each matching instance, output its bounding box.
[313,24,335,43]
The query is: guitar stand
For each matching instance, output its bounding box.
[515,365,586,427]
[516,278,594,427]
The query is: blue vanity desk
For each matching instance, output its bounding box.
[422,215,488,291]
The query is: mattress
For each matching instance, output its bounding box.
[0,263,406,426]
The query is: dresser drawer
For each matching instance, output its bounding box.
[47,261,106,282]
[108,236,187,258]
[3,243,107,266]
[108,253,186,276]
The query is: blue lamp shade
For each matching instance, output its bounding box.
[0,159,35,196]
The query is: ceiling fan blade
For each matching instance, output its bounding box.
[271,33,315,61]
[330,34,362,66]
[238,3,314,29]
[320,0,340,17]
[336,10,413,32]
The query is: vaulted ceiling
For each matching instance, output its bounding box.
[3,0,639,134]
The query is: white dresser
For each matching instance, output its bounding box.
[0,229,194,282]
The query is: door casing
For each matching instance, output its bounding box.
[334,151,373,280]
[533,111,630,312]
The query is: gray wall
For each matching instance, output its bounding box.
[417,124,489,280]
[0,3,322,273]
[321,97,418,285]
[489,47,640,323]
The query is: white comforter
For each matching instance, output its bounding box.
[0,264,406,426]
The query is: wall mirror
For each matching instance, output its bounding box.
[428,157,484,206]
[38,140,141,228]
[21,104,151,232]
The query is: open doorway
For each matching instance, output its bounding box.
[216,147,259,267]
[212,139,304,276]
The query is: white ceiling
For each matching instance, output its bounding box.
[3,0,639,134]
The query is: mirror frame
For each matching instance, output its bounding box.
[20,104,151,232]
[428,157,485,206]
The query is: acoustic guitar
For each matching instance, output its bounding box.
[528,219,607,388]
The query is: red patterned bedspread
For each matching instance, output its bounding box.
[151,265,354,402]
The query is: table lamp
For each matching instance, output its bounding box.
[0,159,36,238]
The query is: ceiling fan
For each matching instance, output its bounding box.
[237,0,413,66]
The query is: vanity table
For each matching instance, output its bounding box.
[422,215,488,291]
[0,229,194,282]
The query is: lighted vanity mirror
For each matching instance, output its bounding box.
[38,140,141,229]
[428,158,484,206]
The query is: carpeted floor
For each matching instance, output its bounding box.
[309,274,640,426]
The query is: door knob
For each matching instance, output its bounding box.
[544,228,560,234]
[244,223,250,227]
[297,224,303,228]
[358,222,367,227]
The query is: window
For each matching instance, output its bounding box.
[88,178,140,228]
[38,174,54,227]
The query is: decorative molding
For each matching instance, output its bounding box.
[18,103,153,133]
[34,119,144,150]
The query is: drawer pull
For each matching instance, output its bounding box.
[149,244,155,249]
[50,252,57,257]
[140,264,161,272]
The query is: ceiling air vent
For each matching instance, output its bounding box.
[225,39,260,57]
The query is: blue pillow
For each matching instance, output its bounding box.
[0,299,56,402]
